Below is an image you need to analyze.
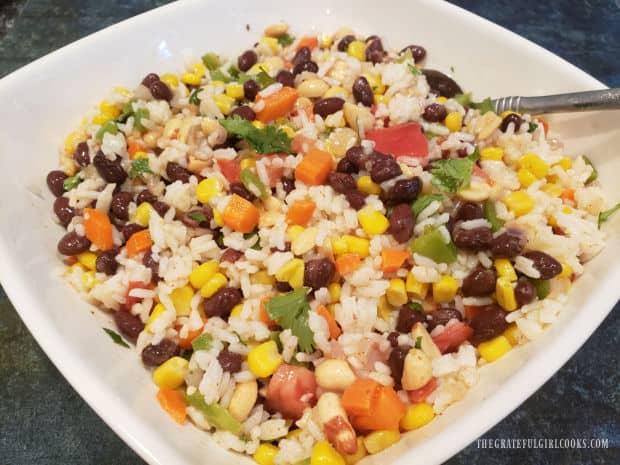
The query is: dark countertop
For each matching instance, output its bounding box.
[0,1,618,464]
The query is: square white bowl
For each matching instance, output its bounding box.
[0,0,618,464]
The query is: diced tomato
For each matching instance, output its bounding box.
[258,154,287,187]
[472,165,493,185]
[365,122,428,159]
[407,378,438,403]
[291,134,315,154]
[216,159,241,184]
[432,321,474,354]
[124,281,152,310]
[266,364,317,420]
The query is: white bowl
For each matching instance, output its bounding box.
[1,0,618,464]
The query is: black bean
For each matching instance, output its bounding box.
[522,251,562,280]
[313,97,345,118]
[57,231,91,256]
[275,281,293,292]
[388,204,415,243]
[143,250,159,278]
[515,277,536,307]
[53,197,75,227]
[141,339,179,366]
[386,177,421,204]
[345,146,366,170]
[422,103,447,123]
[96,249,119,275]
[149,80,172,101]
[152,200,170,217]
[352,76,374,107]
[365,38,385,64]
[136,189,157,205]
[400,45,427,62]
[337,35,355,52]
[336,157,358,174]
[93,151,127,184]
[387,345,411,387]
[47,170,68,197]
[110,191,132,221]
[387,331,400,348]
[490,229,526,258]
[292,46,311,67]
[275,69,295,88]
[370,156,402,183]
[165,162,191,183]
[422,69,463,98]
[141,73,160,87]
[469,304,509,345]
[396,305,425,333]
[243,79,260,101]
[365,35,380,43]
[221,248,244,263]
[73,141,90,167]
[462,267,497,297]
[238,50,258,72]
[500,113,523,132]
[114,310,144,343]
[293,60,318,75]
[203,287,243,318]
[217,348,242,373]
[452,226,493,251]
[344,190,367,210]
[427,307,462,331]
[452,202,484,222]
[230,105,256,121]
[327,172,356,194]
[230,182,256,202]
[303,258,336,290]
[281,177,295,194]
[121,223,145,242]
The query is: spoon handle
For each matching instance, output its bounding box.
[492,88,620,115]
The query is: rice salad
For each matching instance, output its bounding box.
[45,23,617,465]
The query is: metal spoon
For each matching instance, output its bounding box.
[492,88,620,115]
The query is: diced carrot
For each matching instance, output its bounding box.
[335,253,362,275]
[156,388,187,425]
[560,189,575,201]
[259,296,278,329]
[342,379,406,431]
[294,147,333,186]
[380,249,410,273]
[83,208,114,251]
[256,87,299,123]
[296,35,319,51]
[127,140,145,159]
[291,134,316,154]
[342,378,380,417]
[126,229,153,257]
[285,199,316,226]
[217,159,241,184]
[223,194,260,233]
[317,305,341,339]
[177,317,207,349]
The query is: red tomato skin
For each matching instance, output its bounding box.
[266,364,317,420]
[407,378,438,403]
[365,122,428,159]
[124,281,152,310]
[216,159,241,184]
[432,321,474,354]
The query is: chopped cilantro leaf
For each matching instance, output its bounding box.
[409,302,424,313]
[220,116,293,154]
[430,148,480,192]
[408,63,421,76]
[227,64,240,79]
[583,156,598,184]
[415,336,423,350]
[63,175,82,192]
[265,288,314,353]
[191,333,213,351]
[103,328,129,348]
[527,122,538,133]
[277,33,295,47]
[475,97,494,115]
[412,194,443,217]
[599,202,620,227]
[189,88,202,106]
[128,158,153,179]
[243,230,262,250]
[256,67,276,88]
[188,211,207,223]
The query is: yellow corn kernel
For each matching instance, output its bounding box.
[330,236,348,256]
[286,225,305,241]
[210,80,226,88]
[239,158,256,170]
[280,125,296,138]
[146,303,166,331]
[181,72,201,86]
[377,295,393,320]
[230,303,244,318]
[343,235,370,258]
[374,94,391,106]
[114,86,130,96]
[252,120,265,130]
[77,252,97,270]
[170,285,194,316]
[213,94,235,115]
[357,206,389,236]
[328,283,341,303]
[200,272,228,298]
[400,403,435,431]
[153,356,189,389]
[213,208,224,227]
[160,73,179,88]
[92,113,112,125]
[406,272,429,299]
[344,437,367,465]
[311,440,345,465]
[562,206,572,214]
[517,168,537,188]
[275,258,305,289]
[81,270,98,290]
[363,430,400,454]
[252,270,276,286]
[356,175,381,195]
[541,183,563,197]
[444,112,463,132]
[248,340,283,378]
[494,258,517,282]
[347,40,366,61]
[64,131,81,155]
[386,278,408,307]
[480,146,504,161]
[260,36,281,53]
[196,178,223,203]
[133,202,153,227]
[190,62,206,77]
[518,152,548,179]
[99,100,121,118]
[496,277,517,311]
[253,443,279,465]
[559,261,573,279]
[189,261,219,289]
[432,275,459,303]
[555,157,572,170]
[500,110,520,119]
[503,324,520,346]
[478,335,512,362]
[319,32,333,49]
[133,150,149,160]
[324,86,349,99]
[362,73,384,94]
[225,83,244,100]
[436,96,447,104]
[503,191,534,217]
